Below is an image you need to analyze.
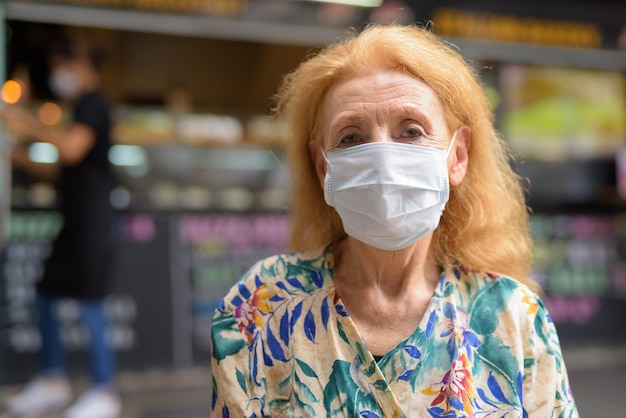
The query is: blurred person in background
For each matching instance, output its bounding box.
[1,38,120,418]
[210,24,579,417]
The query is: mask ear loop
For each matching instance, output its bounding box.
[441,130,460,203]
[319,145,335,205]
[446,130,458,157]
[320,146,330,163]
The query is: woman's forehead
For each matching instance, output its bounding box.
[322,69,445,122]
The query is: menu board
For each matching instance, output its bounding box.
[531,213,626,344]
[111,213,174,370]
[176,212,290,366]
[0,136,9,249]
[0,211,173,383]
[1,211,64,382]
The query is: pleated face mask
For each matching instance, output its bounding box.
[323,132,456,251]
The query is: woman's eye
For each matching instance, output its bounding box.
[338,133,363,147]
[402,126,424,139]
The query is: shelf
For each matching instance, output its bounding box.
[5,1,626,70]
[5,1,346,47]
[451,37,626,71]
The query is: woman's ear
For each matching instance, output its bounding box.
[309,140,327,189]
[449,126,470,186]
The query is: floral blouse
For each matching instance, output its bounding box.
[211,246,578,417]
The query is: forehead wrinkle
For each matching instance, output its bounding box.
[331,97,435,134]
[323,70,446,140]
[397,101,434,132]
[326,96,368,136]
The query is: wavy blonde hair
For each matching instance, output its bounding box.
[275,24,536,291]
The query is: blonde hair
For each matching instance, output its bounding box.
[275,24,536,291]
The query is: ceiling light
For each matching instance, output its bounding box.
[305,0,383,8]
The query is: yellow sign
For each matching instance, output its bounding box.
[433,8,603,49]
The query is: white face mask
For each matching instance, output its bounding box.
[49,67,81,100]
[323,132,456,251]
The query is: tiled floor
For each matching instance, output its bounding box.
[0,368,211,418]
[564,344,626,417]
[570,369,625,418]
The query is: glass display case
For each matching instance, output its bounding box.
[495,63,626,347]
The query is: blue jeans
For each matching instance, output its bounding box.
[36,294,115,387]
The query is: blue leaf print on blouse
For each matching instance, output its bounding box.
[403,345,422,359]
[446,335,458,359]
[222,404,230,418]
[452,266,461,280]
[359,411,381,418]
[487,372,508,403]
[336,303,349,317]
[252,345,259,382]
[231,295,243,307]
[266,324,288,362]
[238,283,252,299]
[254,274,264,288]
[448,396,464,410]
[269,294,283,302]
[425,310,437,340]
[463,329,480,348]
[517,371,524,406]
[279,312,290,346]
[275,281,289,293]
[443,302,456,319]
[428,407,457,418]
[321,297,330,330]
[211,376,217,409]
[477,387,498,408]
[304,309,317,342]
[262,347,274,367]
[517,371,530,418]
[397,368,414,382]
[312,270,324,288]
[287,277,306,290]
[290,301,303,334]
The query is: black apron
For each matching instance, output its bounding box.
[37,90,116,300]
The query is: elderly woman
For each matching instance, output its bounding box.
[211,25,578,417]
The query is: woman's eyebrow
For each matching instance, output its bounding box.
[397,103,435,132]
[328,111,367,134]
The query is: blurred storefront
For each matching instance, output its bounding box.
[0,0,625,383]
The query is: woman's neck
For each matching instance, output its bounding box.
[332,236,441,356]
[333,236,441,298]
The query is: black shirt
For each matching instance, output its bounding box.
[61,90,113,223]
[38,89,116,299]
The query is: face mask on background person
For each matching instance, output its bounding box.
[48,67,81,100]
[323,132,457,251]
